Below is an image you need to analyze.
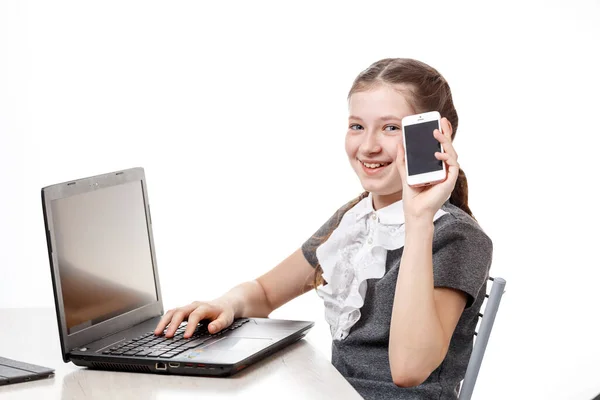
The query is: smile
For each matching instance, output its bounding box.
[359,158,391,168]
[358,159,391,174]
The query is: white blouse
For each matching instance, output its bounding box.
[315,192,448,341]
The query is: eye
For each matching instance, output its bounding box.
[349,123,363,130]
[384,125,401,132]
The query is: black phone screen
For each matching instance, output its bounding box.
[404,120,443,175]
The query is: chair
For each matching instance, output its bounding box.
[458,276,506,400]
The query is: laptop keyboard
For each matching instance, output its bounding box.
[102,319,250,359]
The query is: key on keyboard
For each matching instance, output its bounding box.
[102,319,250,357]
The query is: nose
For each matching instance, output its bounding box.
[359,130,382,155]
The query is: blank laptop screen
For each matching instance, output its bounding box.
[50,180,158,334]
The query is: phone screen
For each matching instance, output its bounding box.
[404,120,443,175]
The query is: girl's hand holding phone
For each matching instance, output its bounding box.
[396,117,459,221]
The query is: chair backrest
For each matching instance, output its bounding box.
[458,276,506,400]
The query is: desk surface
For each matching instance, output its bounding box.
[0,308,363,400]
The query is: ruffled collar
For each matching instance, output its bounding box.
[351,192,406,225]
[315,192,448,341]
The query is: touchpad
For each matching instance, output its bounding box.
[203,337,273,352]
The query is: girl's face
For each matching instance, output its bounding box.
[345,84,415,206]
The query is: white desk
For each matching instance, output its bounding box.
[0,308,363,399]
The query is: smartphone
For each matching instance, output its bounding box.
[401,111,447,187]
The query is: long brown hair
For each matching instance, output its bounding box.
[312,58,474,288]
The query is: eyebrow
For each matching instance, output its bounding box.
[348,115,404,122]
[378,115,404,122]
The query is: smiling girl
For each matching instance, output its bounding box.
[155,58,492,400]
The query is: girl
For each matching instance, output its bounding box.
[155,58,493,400]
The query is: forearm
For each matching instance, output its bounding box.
[389,217,445,379]
[214,280,273,319]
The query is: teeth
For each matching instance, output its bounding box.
[361,161,388,169]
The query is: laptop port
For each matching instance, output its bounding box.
[168,363,180,368]
[155,362,167,371]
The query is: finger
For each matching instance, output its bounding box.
[446,161,460,186]
[434,152,458,167]
[154,309,176,335]
[184,304,220,338]
[434,129,458,161]
[435,152,460,185]
[164,304,197,337]
[395,142,408,185]
[440,118,453,140]
[208,312,233,334]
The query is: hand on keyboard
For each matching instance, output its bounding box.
[154,300,237,338]
[103,319,249,359]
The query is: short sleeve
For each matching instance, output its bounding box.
[301,202,355,268]
[432,220,493,309]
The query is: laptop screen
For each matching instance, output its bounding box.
[50,180,158,335]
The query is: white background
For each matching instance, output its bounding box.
[1,1,600,399]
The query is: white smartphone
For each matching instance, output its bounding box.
[401,111,447,187]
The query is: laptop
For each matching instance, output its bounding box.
[41,167,314,376]
[0,357,54,386]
